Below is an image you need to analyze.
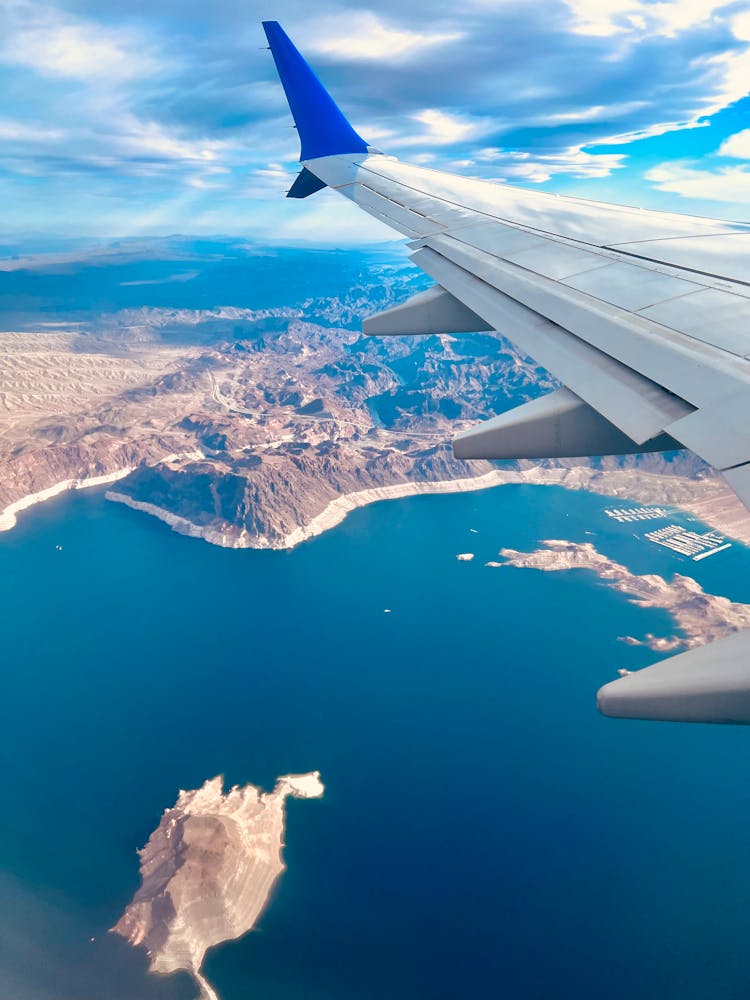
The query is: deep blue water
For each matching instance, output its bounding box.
[2,484,750,1000]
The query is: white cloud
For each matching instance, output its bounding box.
[718,128,750,157]
[564,0,649,37]
[695,46,750,116]
[565,0,735,38]
[0,13,157,81]
[476,145,626,182]
[0,118,62,141]
[376,109,500,150]
[308,11,463,62]
[2,0,750,237]
[254,163,290,182]
[411,109,482,145]
[114,117,233,164]
[533,100,648,125]
[245,162,298,198]
[645,161,750,201]
[597,120,709,145]
[185,174,225,191]
[733,9,750,40]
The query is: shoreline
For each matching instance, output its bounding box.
[104,491,253,548]
[281,470,527,548]
[0,449,204,535]
[108,464,750,551]
[3,462,750,551]
[281,467,750,549]
[0,468,135,532]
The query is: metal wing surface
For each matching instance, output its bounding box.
[264,20,750,724]
[311,151,750,494]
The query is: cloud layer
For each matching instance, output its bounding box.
[0,0,748,239]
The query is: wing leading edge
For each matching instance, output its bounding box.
[263,21,750,724]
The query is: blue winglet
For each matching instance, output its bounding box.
[263,21,369,162]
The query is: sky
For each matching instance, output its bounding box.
[1,0,750,244]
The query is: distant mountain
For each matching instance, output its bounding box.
[1,239,745,547]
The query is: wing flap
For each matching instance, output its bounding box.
[420,232,750,414]
[413,245,694,445]
[666,398,750,471]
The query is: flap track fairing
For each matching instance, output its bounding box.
[453,387,680,460]
[363,285,492,337]
[597,630,750,724]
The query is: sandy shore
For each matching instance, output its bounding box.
[0,469,134,532]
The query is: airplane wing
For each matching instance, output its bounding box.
[263,20,750,725]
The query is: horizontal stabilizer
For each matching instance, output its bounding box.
[597,630,750,724]
[453,387,679,460]
[263,21,369,161]
[287,167,327,199]
[363,285,492,337]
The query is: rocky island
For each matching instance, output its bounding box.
[112,771,324,1000]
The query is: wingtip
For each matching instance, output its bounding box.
[262,20,369,162]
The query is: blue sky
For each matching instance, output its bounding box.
[1,0,749,243]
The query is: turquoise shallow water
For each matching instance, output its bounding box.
[2,484,750,1000]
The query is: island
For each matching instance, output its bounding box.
[498,540,750,650]
[112,772,325,1000]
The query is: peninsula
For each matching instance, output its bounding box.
[112,772,324,1000]
[498,540,750,651]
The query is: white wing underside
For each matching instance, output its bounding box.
[306,152,750,510]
